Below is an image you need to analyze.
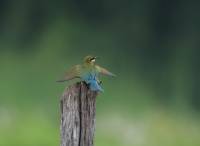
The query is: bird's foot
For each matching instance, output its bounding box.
[98,80,102,85]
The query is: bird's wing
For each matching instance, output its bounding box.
[57,65,82,82]
[95,65,116,77]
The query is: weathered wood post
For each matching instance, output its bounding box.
[60,82,98,146]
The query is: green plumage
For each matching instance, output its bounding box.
[57,55,116,82]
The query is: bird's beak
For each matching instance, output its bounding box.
[94,56,99,59]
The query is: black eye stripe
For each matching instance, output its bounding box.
[89,57,95,61]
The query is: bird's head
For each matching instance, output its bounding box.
[83,55,98,66]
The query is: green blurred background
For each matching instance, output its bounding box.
[0,0,200,146]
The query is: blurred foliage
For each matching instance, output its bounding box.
[0,0,200,146]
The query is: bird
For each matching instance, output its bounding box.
[57,55,116,92]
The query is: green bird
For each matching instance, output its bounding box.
[57,55,116,91]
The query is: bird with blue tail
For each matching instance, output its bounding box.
[57,55,116,92]
[84,73,104,92]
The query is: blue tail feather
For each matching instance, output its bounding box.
[88,79,104,92]
[81,73,104,92]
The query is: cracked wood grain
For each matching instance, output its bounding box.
[60,82,97,146]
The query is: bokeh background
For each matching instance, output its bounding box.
[0,0,200,146]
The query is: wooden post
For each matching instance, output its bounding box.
[60,82,98,146]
